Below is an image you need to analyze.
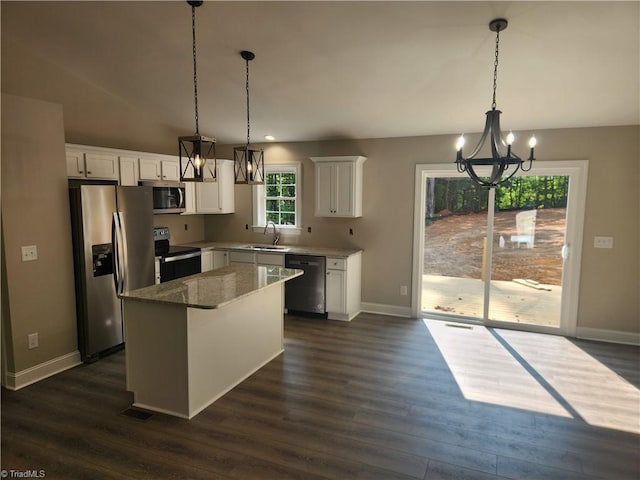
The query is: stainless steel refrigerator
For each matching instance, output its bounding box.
[69,180,155,362]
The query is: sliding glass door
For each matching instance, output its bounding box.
[414,162,587,335]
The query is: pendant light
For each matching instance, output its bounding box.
[455,18,537,188]
[178,0,216,182]
[234,50,265,185]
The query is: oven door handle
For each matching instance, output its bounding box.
[162,251,201,263]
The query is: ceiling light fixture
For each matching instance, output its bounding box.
[455,18,536,188]
[178,0,216,183]
[234,50,265,185]
[264,135,276,142]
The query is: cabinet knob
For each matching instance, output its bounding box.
[87,171,92,174]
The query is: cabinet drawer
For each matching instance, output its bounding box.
[229,251,255,264]
[256,253,284,266]
[326,257,346,270]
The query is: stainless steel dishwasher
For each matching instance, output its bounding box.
[285,254,326,315]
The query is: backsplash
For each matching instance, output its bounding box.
[153,214,205,245]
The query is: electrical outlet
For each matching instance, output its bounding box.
[593,236,614,249]
[28,333,39,349]
[21,245,38,262]
[400,285,408,296]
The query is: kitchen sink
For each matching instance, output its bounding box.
[243,245,291,252]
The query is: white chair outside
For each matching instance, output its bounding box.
[510,210,537,248]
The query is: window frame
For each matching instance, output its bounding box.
[252,163,302,235]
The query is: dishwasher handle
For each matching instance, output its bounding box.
[287,260,320,267]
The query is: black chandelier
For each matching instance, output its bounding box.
[234,50,265,185]
[455,18,537,188]
[178,0,216,183]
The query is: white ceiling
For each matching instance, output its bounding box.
[2,1,639,144]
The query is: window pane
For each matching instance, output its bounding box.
[266,173,279,184]
[266,199,278,211]
[266,212,279,223]
[281,200,295,212]
[281,173,295,184]
[281,213,295,225]
[281,185,295,197]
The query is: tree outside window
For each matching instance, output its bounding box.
[266,168,299,226]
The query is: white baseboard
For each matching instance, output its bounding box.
[361,302,412,318]
[575,327,640,346]
[3,350,82,391]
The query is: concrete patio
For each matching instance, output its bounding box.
[421,274,562,327]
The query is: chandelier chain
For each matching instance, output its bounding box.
[246,57,251,146]
[492,26,500,110]
[192,4,199,135]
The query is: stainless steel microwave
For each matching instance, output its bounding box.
[140,181,186,214]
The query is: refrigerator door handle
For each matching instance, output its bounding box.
[118,211,129,293]
[112,212,126,295]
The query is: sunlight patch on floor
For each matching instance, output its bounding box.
[424,319,640,434]
[424,318,572,417]
[496,329,640,434]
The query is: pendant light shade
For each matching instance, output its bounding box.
[179,0,216,182]
[234,50,265,185]
[455,19,536,188]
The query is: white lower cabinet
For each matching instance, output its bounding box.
[201,250,229,272]
[325,252,362,321]
[154,258,161,285]
[229,251,284,266]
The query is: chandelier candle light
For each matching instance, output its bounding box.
[455,18,537,188]
[234,50,265,185]
[178,0,216,183]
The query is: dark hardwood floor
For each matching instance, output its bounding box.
[2,313,639,479]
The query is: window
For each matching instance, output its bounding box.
[253,163,301,233]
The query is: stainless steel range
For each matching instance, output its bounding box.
[154,227,201,282]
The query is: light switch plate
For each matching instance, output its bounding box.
[593,236,614,249]
[21,245,38,261]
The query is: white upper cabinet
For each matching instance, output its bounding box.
[118,155,139,186]
[310,156,366,217]
[139,157,180,182]
[66,148,119,180]
[183,159,235,215]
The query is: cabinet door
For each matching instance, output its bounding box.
[256,253,285,266]
[334,163,355,216]
[195,183,221,213]
[326,268,346,314]
[212,251,229,269]
[201,251,214,273]
[139,158,161,180]
[85,153,119,179]
[66,151,85,177]
[216,160,235,213]
[229,251,256,264]
[315,163,335,216]
[161,160,180,181]
[182,183,197,215]
[119,156,139,186]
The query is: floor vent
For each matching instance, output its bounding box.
[445,323,474,330]
[120,407,153,421]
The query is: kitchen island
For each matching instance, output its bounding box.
[120,263,302,419]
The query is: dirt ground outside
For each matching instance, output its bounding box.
[424,208,566,285]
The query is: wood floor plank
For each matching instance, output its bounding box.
[2,312,638,480]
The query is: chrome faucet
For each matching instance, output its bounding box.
[263,221,280,245]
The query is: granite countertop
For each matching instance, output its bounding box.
[120,264,303,310]
[184,241,362,258]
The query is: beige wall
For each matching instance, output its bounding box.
[1,36,178,154]
[1,94,78,373]
[212,126,640,334]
